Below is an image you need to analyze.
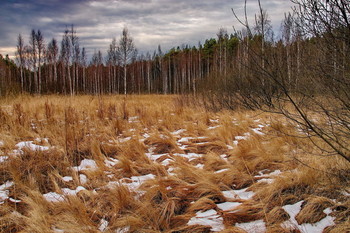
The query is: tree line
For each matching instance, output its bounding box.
[0,0,348,101]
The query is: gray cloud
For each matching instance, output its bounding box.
[0,0,295,59]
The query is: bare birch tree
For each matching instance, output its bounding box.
[117,27,136,95]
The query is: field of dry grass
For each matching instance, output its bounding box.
[0,95,349,232]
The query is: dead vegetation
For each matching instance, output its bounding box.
[0,95,349,232]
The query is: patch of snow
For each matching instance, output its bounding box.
[115,174,156,192]
[178,136,208,143]
[222,190,236,199]
[255,170,282,182]
[257,178,274,184]
[252,128,264,135]
[105,157,119,167]
[217,202,241,211]
[161,158,173,166]
[174,153,202,161]
[128,116,139,123]
[341,191,350,197]
[79,174,88,184]
[15,140,50,153]
[52,227,65,233]
[0,181,14,190]
[118,137,131,143]
[195,163,204,169]
[9,197,21,203]
[0,156,8,163]
[43,192,65,202]
[72,159,98,171]
[146,153,167,161]
[0,141,4,147]
[116,226,130,233]
[268,170,282,176]
[214,168,229,174]
[62,176,73,182]
[208,125,220,130]
[235,136,248,141]
[234,188,255,200]
[282,201,335,233]
[227,145,234,150]
[178,137,191,143]
[98,219,109,232]
[62,186,86,196]
[0,181,14,203]
[188,209,224,232]
[172,129,186,135]
[220,154,228,161]
[236,219,266,233]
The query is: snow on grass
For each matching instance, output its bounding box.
[116,226,130,233]
[282,201,335,233]
[235,135,249,141]
[255,170,282,184]
[62,176,73,182]
[14,140,50,154]
[222,190,236,199]
[252,127,264,135]
[52,228,64,233]
[0,181,14,204]
[98,219,109,232]
[105,157,119,167]
[214,168,229,174]
[178,137,192,143]
[44,186,87,202]
[172,129,186,135]
[234,188,255,200]
[0,156,8,163]
[187,209,224,232]
[117,137,132,143]
[0,141,4,147]
[108,174,156,193]
[341,190,350,197]
[257,178,274,184]
[236,219,266,233]
[220,154,228,162]
[72,159,98,171]
[256,170,282,178]
[178,136,208,143]
[146,152,168,161]
[217,202,242,211]
[62,186,86,195]
[79,174,88,184]
[43,192,65,202]
[208,125,220,130]
[9,197,21,203]
[128,116,139,123]
[160,158,173,166]
[222,187,255,200]
[174,152,202,161]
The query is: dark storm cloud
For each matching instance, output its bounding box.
[0,0,295,59]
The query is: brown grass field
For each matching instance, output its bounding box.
[0,95,349,232]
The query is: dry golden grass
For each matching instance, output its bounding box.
[0,94,349,232]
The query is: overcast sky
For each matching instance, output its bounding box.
[0,0,295,59]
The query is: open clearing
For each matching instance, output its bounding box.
[0,95,349,232]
